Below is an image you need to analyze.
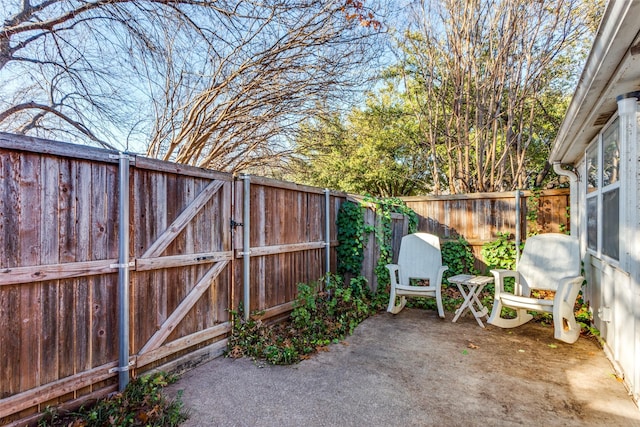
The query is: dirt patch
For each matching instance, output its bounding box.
[166,308,640,426]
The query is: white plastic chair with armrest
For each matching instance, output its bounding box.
[487,233,584,343]
[386,233,448,318]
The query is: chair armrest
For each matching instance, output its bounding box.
[490,269,519,297]
[386,264,400,287]
[438,265,449,279]
[435,265,449,290]
[554,275,584,305]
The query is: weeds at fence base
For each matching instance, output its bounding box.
[226,274,373,365]
[38,372,188,426]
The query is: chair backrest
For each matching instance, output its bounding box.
[517,233,581,292]
[397,233,443,287]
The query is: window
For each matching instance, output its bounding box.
[602,123,619,187]
[586,196,597,250]
[585,117,620,261]
[602,188,619,259]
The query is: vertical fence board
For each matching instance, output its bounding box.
[19,154,41,394]
[2,152,21,268]
[0,285,19,398]
[75,162,92,379]
[154,173,168,342]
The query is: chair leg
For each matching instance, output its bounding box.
[487,299,533,328]
[436,295,445,319]
[387,286,407,314]
[553,302,580,344]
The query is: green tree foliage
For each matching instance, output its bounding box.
[290,0,602,195]
[289,87,433,196]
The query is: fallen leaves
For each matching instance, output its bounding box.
[228,345,244,359]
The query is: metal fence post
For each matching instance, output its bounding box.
[324,189,331,289]
[117,152,132,391]
[242,174,251,320]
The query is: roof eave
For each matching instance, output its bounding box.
[550,0,640,165]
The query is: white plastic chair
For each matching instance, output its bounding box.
[487,233,584,343]
[386,233,448,318]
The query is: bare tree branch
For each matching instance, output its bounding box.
[397,0,591,193]
[0,101,116,149]
[1,0,385,165]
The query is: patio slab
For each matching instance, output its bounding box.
[166,308,640,426]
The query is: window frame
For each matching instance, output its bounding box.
[584,115,620,263]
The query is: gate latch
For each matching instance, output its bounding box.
[230,219,244,230]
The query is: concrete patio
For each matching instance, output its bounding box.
[166,308,640,426]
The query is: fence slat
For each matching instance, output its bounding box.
[136,323,231,368]
[136,251,233,271]
[235,241,326,258]
[0,362,118,419]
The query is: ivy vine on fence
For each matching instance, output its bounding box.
[440,237,478,281]
[336,196,417,292]
[480,232,522,271]
[336,201,366,276]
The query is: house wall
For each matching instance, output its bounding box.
[578,97,640,404]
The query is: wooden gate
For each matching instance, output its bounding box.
[0,134,235,424]
[130,157,235,372]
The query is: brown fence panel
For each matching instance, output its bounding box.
[0,135,121,423]
[232,176,346,321]
[129,158,234,373]
[0,134,235,424]
[403,189,570,272]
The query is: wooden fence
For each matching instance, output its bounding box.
[403,189,570,271]
[0,132,571,424]
[0,133,346,425]
[232,175,343,319]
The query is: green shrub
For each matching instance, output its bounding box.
[226,274,372,365]
[441,237,478,281]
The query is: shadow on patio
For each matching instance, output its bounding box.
[166,308,640,427]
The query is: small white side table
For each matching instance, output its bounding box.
[448,274,494,328]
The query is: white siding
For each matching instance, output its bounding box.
[578,99,640,402]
